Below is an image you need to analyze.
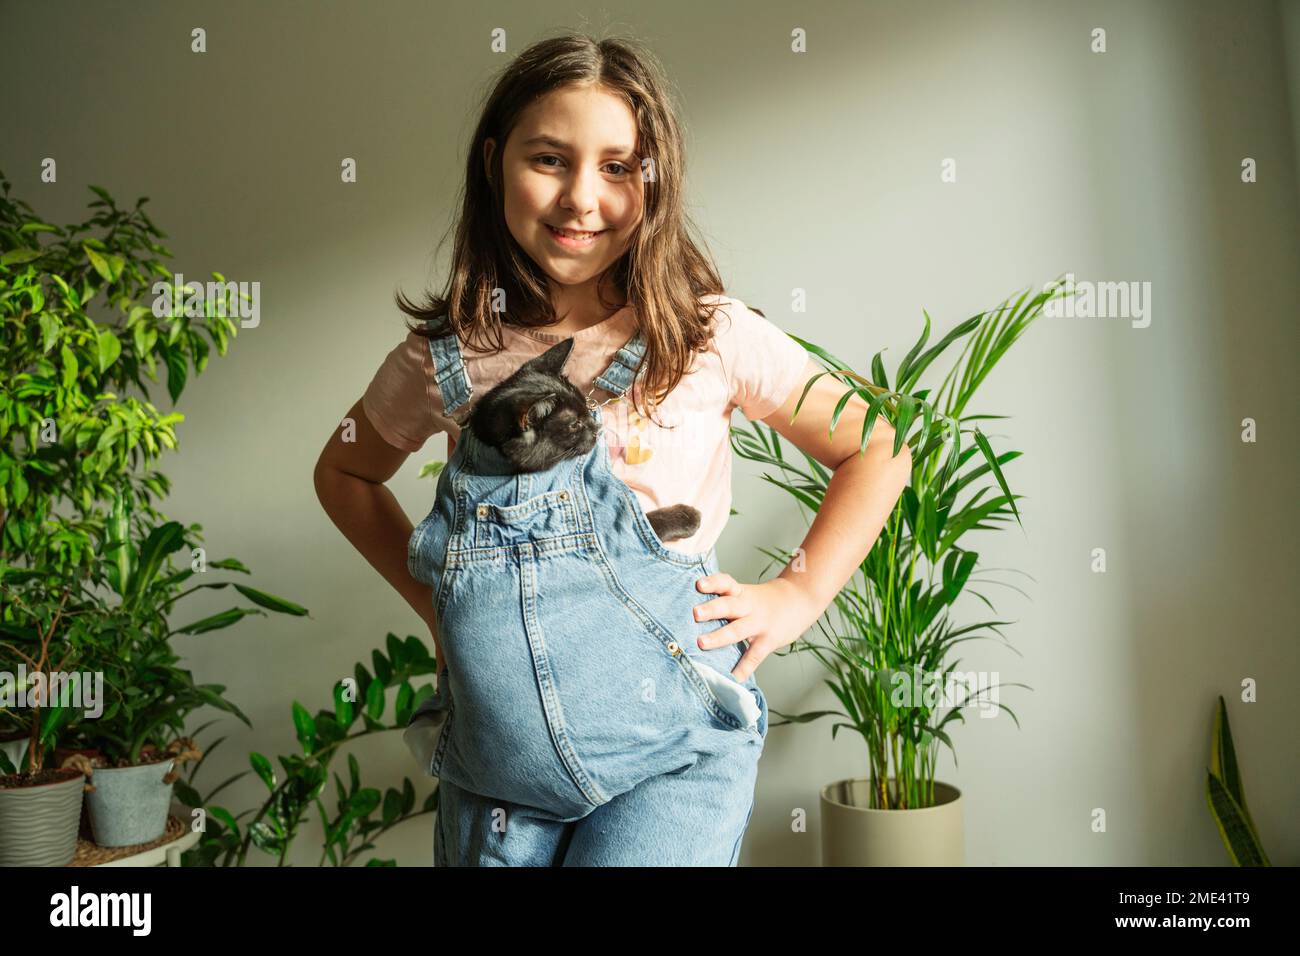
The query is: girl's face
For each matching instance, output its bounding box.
[487,84,643,302]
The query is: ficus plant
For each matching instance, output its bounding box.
[0,171,304,775]
[732,280,1071,809]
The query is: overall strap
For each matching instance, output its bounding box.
[426,321,473,425]
[592,330,647,398]
[431,324,647,425]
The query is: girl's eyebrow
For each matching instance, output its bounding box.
[521,134,636,155]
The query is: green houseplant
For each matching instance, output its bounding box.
[1206,694,1271,866]
[0,172,305,859]
[176,633,442,866]
[733,280,1070,865]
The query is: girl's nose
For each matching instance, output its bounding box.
[557,166,603,215]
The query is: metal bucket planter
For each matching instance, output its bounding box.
[84,758,176,847]
[0,766,87,866]
[820,777,964,866]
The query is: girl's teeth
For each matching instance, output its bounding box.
[551,226,599,239]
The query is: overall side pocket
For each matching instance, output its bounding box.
[677,652,765,739]
[404,663,452,776]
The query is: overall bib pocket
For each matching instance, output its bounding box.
[474,489,576,549]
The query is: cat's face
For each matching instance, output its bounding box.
[468,337,603,472]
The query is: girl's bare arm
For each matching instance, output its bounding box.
[313,398,444,669]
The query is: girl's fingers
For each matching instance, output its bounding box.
[696,616,749,650]
[694,591,750,623]
[732,644,767,683]
[696,573,744,596]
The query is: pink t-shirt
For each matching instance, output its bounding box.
[361,294,810,555]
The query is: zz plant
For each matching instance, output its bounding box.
[177,634,442,867]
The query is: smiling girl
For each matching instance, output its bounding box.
[314,32,911,866]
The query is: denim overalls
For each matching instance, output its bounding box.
[401,327,769,866]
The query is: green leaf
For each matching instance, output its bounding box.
[84,243,112,281]
[163,342,188,403]
[249,752,276,790]
[1207,771,1270,866]
[38,314,60,353]
[1,248,44,266]
[365,676,384,722]
[105,491,132,597]
[971,427,1021,528]
[128,520,186,604]
[231,584,308,616]
[291,701,317,755]
[386,632,405,669]
[1209,695,1264,844]
[96,328,122,374]
[334,681,355,728]
[892,395,918,458]
[173,607,263,636]
[60,344,78,388]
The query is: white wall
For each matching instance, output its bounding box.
[4,0,1296,865]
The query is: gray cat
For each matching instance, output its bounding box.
[466,336,700,542]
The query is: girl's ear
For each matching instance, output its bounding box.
[483,137,497,182]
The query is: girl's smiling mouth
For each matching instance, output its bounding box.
[545,223,607,247]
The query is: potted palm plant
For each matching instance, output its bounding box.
[733,280,1070,865]
[0,172,306,857]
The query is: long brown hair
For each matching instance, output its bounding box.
[394,31,727,422]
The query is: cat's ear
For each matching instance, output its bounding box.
[530,337,575,375]
[519,396,556,433]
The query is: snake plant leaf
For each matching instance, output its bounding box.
[1206,771,1270,866]
[1207,695,1269,864]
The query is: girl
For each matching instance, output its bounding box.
[314,32,912,866]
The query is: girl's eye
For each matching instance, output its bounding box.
[534,155,631,176]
